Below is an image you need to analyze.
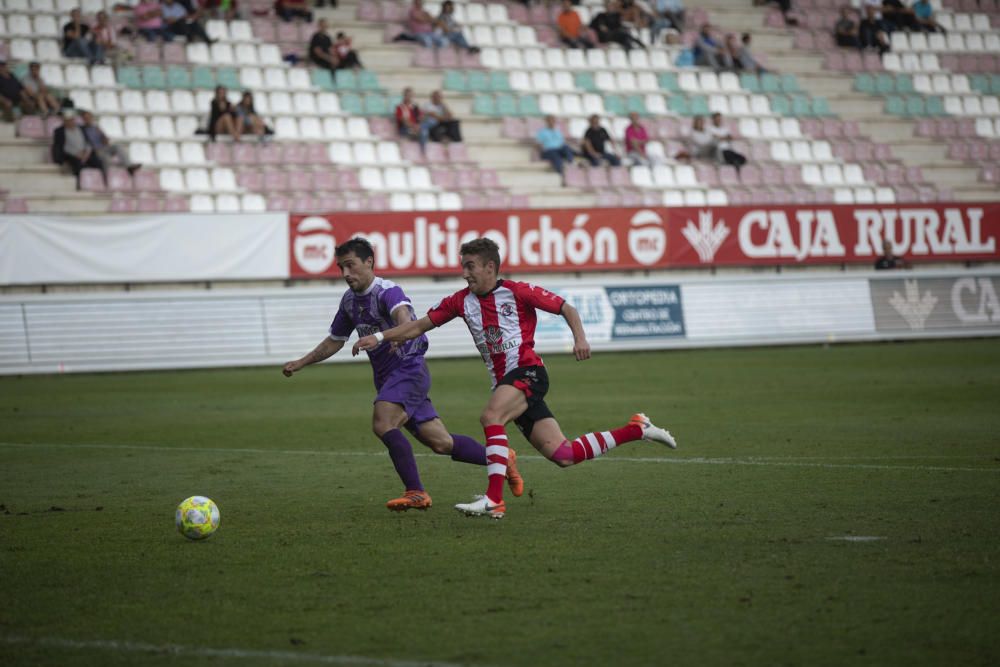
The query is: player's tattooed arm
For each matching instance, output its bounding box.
[560,302,592,361]
[282,337,345,376]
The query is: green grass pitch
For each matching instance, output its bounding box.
[1,340,999,666]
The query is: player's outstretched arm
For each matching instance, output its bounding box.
[352,316,435,356]
[560,303,591,361]
[282,337,345,377]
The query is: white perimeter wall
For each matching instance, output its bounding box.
[1,270,998,374]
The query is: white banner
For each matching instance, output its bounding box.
[0,214,289,284]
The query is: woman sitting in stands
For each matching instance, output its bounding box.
[235,91,269,142]
[208,86,240,142]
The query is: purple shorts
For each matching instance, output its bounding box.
[374,358,439,431]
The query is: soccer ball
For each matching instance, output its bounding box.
[175,496,220,541]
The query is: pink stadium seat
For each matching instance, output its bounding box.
[528,4,549,23]
[412,49,436,68]
[163,42,185,64]
[587,167,610,189]
[719,166,740,187]
[316,194,343,211]
[4,198,29,213]
[282,143,306,164]
[259,143,282,164]
[695,164,719,186]
[367,193,389,211]
[304,143,328,164]
[462,192,487,209]
[368,117,396,139]
[79,168,106,192]
[969,142,989,161]
[424,143,447,163]
[904,167,925,184]
[109,197,136,213]
[863,165,885,183]
[237,169,263,190]
[914,119,935,138]
[989,144,1000,161]
[437,48,459,68]
[761,164,782,185]
[793,31,815,50]
[947,143,970,160]
[290,194,317,211]
[957,119,978,138]
[814,33,835,50]
[455,170,479,189]
[45,115,63,136]
[232,143,259,163]
[459,50,482,68]
[357,3,379,21]
[336,171,361,190]
[765,11,785,28]
[486,191,510,209]
[289,171,314,190]
[205,143,231,164]
[252,20,276,41]
[431,169,457,188]
[824,52,844,71]
[821,119,843,138]
[107,168,132,191]
[380,1,404,22]
[266,195,290,211]
[728,189,752,206]
[136,197,163,213]
[842,121,860,138]
[832,141,854,161]
[400,142,423,163]
[782,165,803,185]
[446,143,469,162]
[620,190,642,207]
[873,144,893,160]
[480,170,500,188]
[132,169,161,192]
[883,165,904,186]
[277,21,299,42]
[608,167,630,187]
[563,166,587,188]
[597,191,622,207]
[164,196,190,212]
[16,116,46,139]
[263,171,289,192]
[502,117,526,140]
[507,4,528,23]
[313,170,336,190]
[862,53,882,71]
[341,194,365,211]
[136,41,160,63]
[740,165,762,187]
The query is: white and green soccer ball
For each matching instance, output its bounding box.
[175,496,220,540]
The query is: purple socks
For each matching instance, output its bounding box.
[381,429,423,491]
[450,433,488,465]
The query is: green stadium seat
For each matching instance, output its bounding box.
[339,92,363,115]
[116,66,142,88]
[885,95,905,115]
[191,66,214,89]
[141,65,166,89]
[989,74,1000,95]
[812,96,831,116]
[468,71,490,93]
[216,67,240,89]
[488,71,511,92]
[790,94,811,117]
[357,70,379,91]
[969,74,990,94]
[364,93,388,115]
[905,95,926,116]
[13,63,28,79]
[165,66,191,89]
[740,73,760,93]
[688,95,710,116]
[925,95,945,116]
[624,94,646,115]
[472,93,495,116]
[658,72,680,92]
[760,73,781,93]
[518,95,541,116]
[769,94,790,116]
[495,94,517,116]
[603,94,626,115]
[854,73,875,94]
[895,75,914,94]
[334,69,357,90]
[668,95,690,115]
[443,69,466,91]
[574,72,597,93]
[874,73,895,94]
[780,74,800,93]
[311,68,335,91]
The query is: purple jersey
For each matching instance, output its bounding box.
[329,277,430,386]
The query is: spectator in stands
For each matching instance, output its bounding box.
[133,0,173,42]
[333,32,364,70]
[63,8,104,64]
[397,0,447,48]
[834,7,861,48]
[875,238,906,269]
[309,19,336,70]
[708,112,746,171]
[52,111,104,188]
[624,112,651,166]
[557,0,595,50]
[21,62,62,117]
[694,24,731,71]
[395,87,422,141]
[80,110,141,175]
[0,60,36,122]
[162,0,215,44]
[649,0,685,44]
[420,90,462,149]
[880,0,919,32]
[619,0,651,37]
[235,92,269,142]
[859,5,890,54]
[582,115,621,167]
[275,0,314,22]
[208,86,240,142]
[734,33,766,74]
[912,0,945,33]
[92,11,122,66]
[199,0,241,21]
[753,0,797,27]
[589,1,645,52]
[677,115,715,162]
[436,1,481,54]
[536,115,577,177]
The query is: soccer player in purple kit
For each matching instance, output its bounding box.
[282,238,524,511]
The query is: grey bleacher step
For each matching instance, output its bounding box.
[22,195,111,214]
[922,165,990,185]
[826,97,891,117]
[0,143,50,165]
[0,168,77,192]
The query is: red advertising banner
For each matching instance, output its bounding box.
[289,203,1000,278]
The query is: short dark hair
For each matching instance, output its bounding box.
[29,61,40,68]
[335,237,375,263]
[460,237,501,271]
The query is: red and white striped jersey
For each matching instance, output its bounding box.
[427,280,565,388]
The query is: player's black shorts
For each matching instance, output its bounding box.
[498,365,554,438]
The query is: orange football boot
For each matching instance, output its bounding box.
[386,490,433,511]
[506,447,525,497]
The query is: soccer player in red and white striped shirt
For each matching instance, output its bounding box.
[354,237,676,519]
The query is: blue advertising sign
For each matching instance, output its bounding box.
[606,286,685,339]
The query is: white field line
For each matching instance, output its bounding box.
[0,442,998,473]
[0,635,473,667]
